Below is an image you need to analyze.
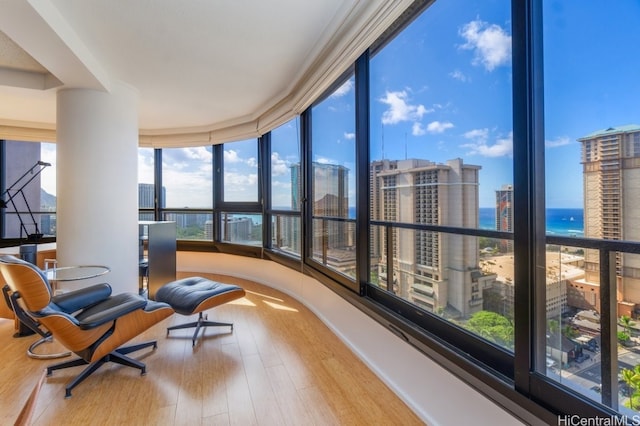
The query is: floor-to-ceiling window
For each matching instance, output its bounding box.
[309,76,357,281]
[161,147,213,240]
[269,117,302,257]
[138,147,156,221]
[218,138,262,246]
[541,0,640,415]
[368,0,515,351]
[1,140,56,241]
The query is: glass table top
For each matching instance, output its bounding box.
[45,265,110,282]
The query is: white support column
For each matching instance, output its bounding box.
[56,84,139,295]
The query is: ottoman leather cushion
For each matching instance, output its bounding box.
[155,276,245,315]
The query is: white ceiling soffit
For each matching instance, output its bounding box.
[0,0,413,145]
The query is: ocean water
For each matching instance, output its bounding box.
[480,207,584,236]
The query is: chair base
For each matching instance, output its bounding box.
[167,312,233,346]
[46,340,158,398]
[28,335,72,360]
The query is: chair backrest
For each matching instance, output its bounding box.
[0,255,52,312]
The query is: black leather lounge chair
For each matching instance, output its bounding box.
[0,255,174,398]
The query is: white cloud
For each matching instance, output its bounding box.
[379,90,429,125]
[183,146,212,161]
[546,136,571,148]
[426,121,454,134]
[224,149,242,163]
[224,172,257,186]
[462,131,512,157]
[449,69,469,82]
[330,79,354,98]
[412,122,426,136]
[344,132,355,140]
[271,152,289,176]
[224,148,258,168]
[464,128,490,144]
[459,19,511,71]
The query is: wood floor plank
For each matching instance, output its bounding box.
[220,342,258,425]
[264,363,314,426]
[0,274,425,425]
[242,353,286,426]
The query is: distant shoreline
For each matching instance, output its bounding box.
[480,207,584,236]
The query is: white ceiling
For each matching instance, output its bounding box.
[0,0,409,141]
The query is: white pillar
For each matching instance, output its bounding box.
[56,84,139,295]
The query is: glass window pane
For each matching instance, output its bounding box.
[371,225,513,349]
[223,139,258,203]
[368,0,512,348]
[2,141,56,238]
[162,147,213,208]
[311,218,356,279]
[271,214,301,257]
[163,211,213,241]
[138,147,156,211]
[40,142,56,237]
[220,212,262,246]
[370,0,512,229]
[310,76,356,278]
[271,117,301,211]
[542,1,640,414]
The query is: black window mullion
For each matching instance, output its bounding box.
[261,132,272,249]
[154,148,162,220]
[511,0,545,393]
[301,108,312,265]
[213,144,223,242]
[599,250,618,409]
[355,51,370,296]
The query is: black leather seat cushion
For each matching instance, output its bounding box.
[155,276,242,316]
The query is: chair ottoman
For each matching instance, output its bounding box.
[155,276,245,346]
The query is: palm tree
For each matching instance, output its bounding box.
[621,315,634,336]
[621,365,640,410]
[563,325,579,339]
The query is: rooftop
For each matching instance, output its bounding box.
[578,124,640,140]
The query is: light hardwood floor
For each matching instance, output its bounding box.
[1,273,425,425]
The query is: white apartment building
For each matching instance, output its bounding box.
[579,125,640,316]
[373,157,493,317]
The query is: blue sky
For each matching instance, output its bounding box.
[42,1,640,211]
[310,0,640,209]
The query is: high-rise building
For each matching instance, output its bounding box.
[222,215,253,243]
[138,183,155,209]
[373,157,493,318]
[290,163,302,210]
[370,160,398,268]
[290,162,354,273]
[138,183,167,209]
[495,184,514,252]
[578,124,640,316]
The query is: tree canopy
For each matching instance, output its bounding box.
[464,310,514,350]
